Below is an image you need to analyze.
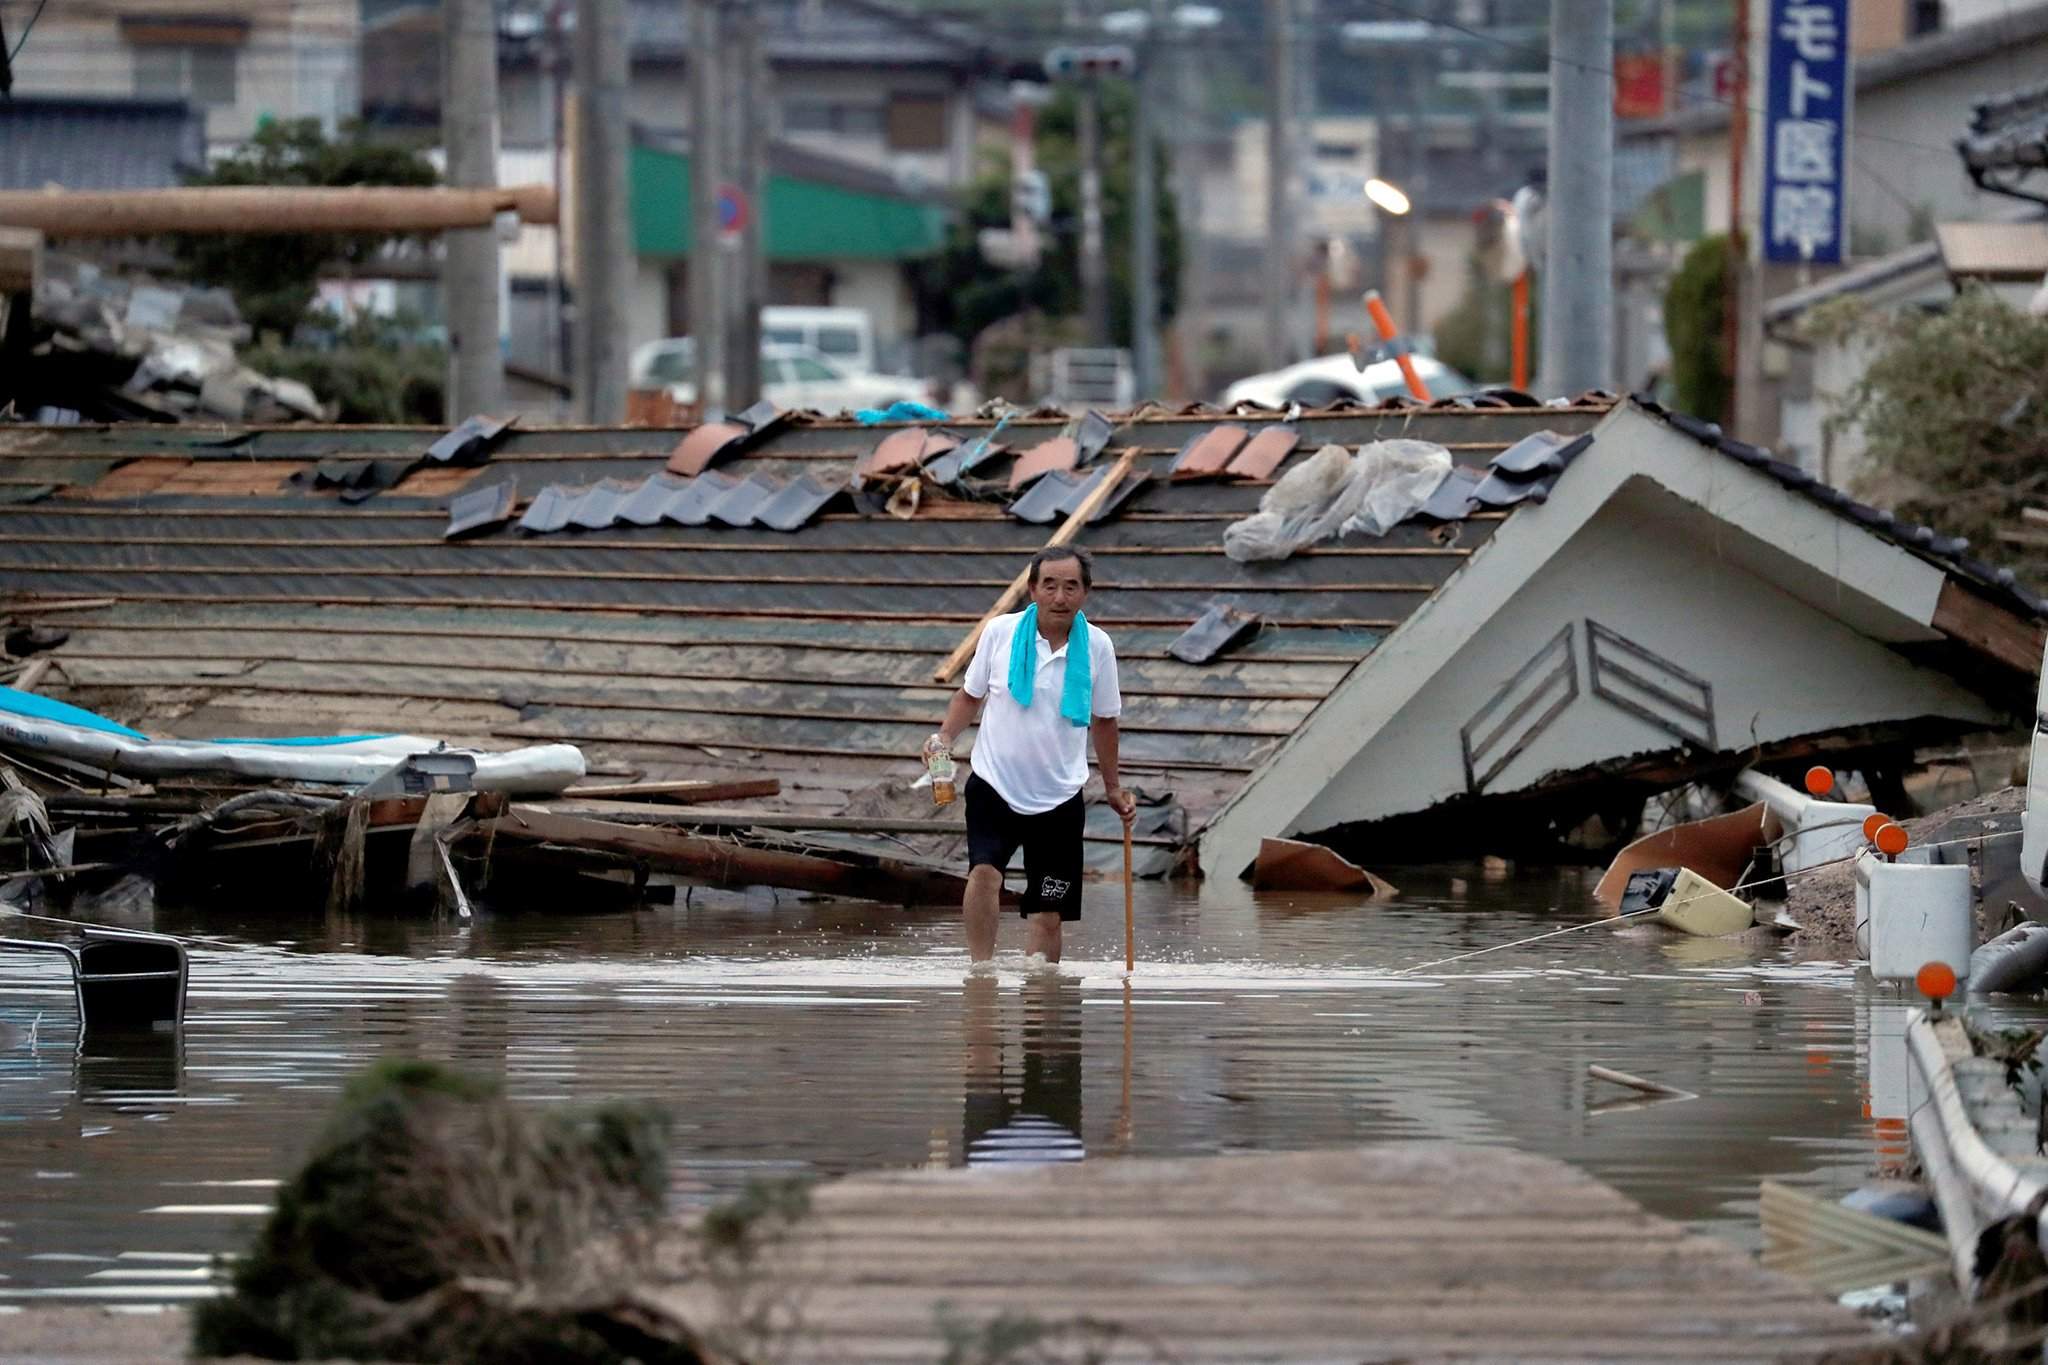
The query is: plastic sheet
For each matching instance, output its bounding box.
[1222,439,1452,562]
[1339,440,1454,538]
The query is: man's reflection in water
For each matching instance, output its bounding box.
[961,975,1085,1166]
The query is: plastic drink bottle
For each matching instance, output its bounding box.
[927,744,957,806]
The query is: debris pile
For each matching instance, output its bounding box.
[0,670,978,918]
[5,255,328,424]
[191,1058,734,1365]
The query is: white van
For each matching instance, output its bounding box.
[762,307,878,376]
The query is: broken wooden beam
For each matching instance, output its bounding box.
[475,806,972,906]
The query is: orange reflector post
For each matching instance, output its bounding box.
[1916,961,1957,1001]
[1862,813,1890,842]
[1875,822,1910,857]
[1803,766,1834,797]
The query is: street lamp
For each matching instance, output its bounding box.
[1365,178,1411,217]
[1340,20,1439,336]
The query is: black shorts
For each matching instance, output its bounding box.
[964,772,1086,921]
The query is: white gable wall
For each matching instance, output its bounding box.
[1198,402,1996,878]
[1287,478,1998,838]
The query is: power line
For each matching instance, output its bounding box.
[1342,0,1998,166]
[8,0,51,62]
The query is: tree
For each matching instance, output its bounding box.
[170,119,439,337]
[1663,233,1730,426]
[913,81,1180,363]
[1432,253,1538,385]
[1808,286,2048,586]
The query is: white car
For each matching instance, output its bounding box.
[630,339,923,416]
[1221,352,1478,410]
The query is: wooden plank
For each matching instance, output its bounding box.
[48,658,1317,737]
[559,778,781,803]
[633,1144,1873,1364]
[1932,577,2045,675]
[0,529,1472,560]
[50,643,1343,701]
[933,447,1142,683]
[0,585,1401,631]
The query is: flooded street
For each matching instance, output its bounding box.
[0,866,1932,1304]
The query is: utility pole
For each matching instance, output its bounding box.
[688,0,725,413]
[1402,55,1427,335]
[688,2,729,413]
[1262,0,1295,370]
[1130,5,1161,399]
[1174,22,1210,398]
[573,0,629,421]
[1539,0,1613,396]
[722,0,765,410]
[442,0,502,417]
[547,0,570,387]
[1078,84,1109,347]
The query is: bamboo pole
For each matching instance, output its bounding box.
[931,446,1140,685]
[1124,819,1135,975]
[1587,1064,1693,1099]
[0,186,559,237]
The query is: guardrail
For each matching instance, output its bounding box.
[1904,1005,2048,1298]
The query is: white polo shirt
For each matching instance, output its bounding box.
[963,611,1122,814]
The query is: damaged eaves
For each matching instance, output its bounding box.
[1634,394,2045,618]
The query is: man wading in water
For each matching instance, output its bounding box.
[926,547,1136,966]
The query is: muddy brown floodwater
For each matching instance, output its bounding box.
[0,864,1998,1309]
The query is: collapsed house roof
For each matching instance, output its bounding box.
[0,393,2036,881]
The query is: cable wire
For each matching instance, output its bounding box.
[8,0,50,63]
[1395,825,2027,975]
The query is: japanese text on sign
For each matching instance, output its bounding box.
[1762,0,1850,263]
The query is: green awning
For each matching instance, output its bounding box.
[631,144,950,262]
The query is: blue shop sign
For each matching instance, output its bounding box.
[1762,0,1850,263]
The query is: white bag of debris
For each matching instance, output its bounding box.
[1223,439,1452,561]
[1339,439,1453,538]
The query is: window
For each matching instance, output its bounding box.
[886,93,948,151]
[763,326,803,347]
[642,344,693,385]
[782,99,885,137]
[782,101,836,134]
[813,326,862,359]
[761,358,791,387]
[789,356,838,382]
[134,45,238,106]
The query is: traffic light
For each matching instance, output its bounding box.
[1043,45,1136,80]
[1012,169,1051,226]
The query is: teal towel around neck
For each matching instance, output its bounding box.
[1008,604,1093,727]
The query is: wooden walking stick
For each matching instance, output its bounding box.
[1123,818,1135,975]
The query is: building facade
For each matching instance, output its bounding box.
[6,0,361,150]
